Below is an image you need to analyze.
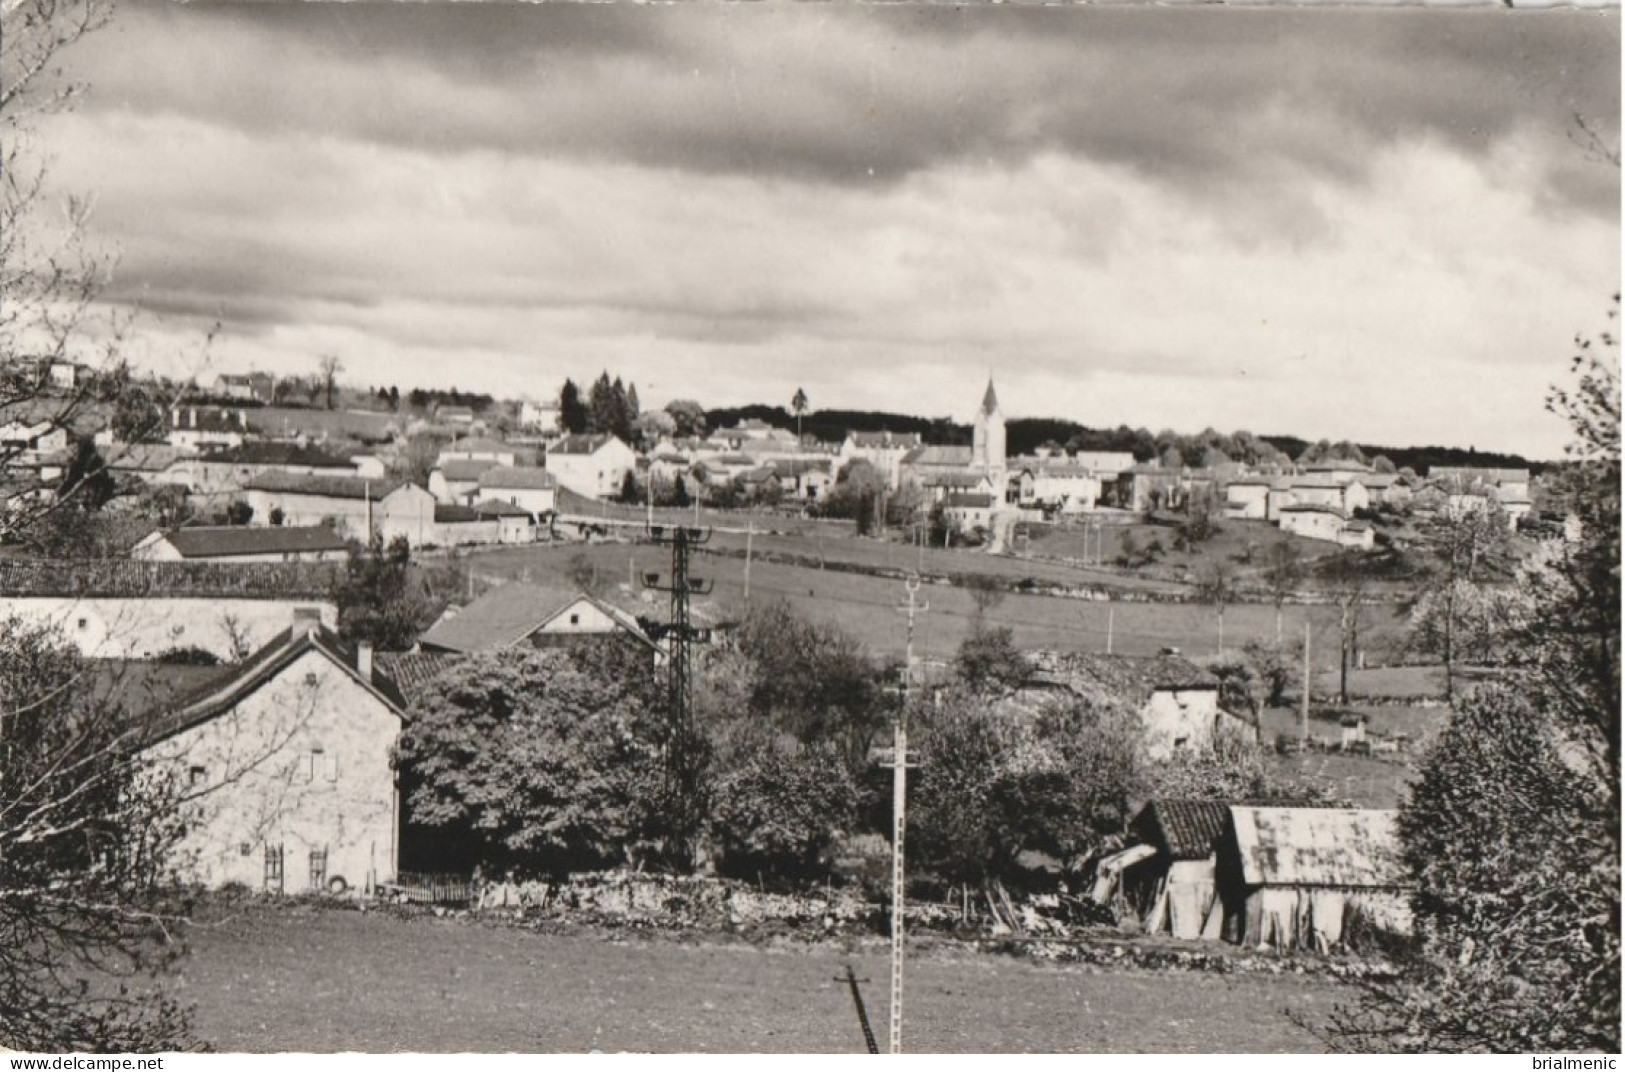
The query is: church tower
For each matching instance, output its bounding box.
[973,378,1006,477]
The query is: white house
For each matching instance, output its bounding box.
[1279,503,1346,544]
[167,406,247,452]
[1224,479,1272,520]
[437,436,526,469]
[428,458,499,505]
[837,432,923,490]
[0,559,339,660]
[242,473,437,546]
[477,466,559,516]
[131,525,351,564]
[418,582,654,654]
[543,434,637,499]
[141,624,406,892]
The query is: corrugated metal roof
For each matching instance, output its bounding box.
[1229,807,1404,888]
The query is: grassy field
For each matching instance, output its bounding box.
[175,905,1349,1052]
[467,540,1415,663]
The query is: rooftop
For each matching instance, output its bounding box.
[418,582,647,654]
[479,466,558,491]
[1229,807,1405,888]
[0,557,341,599]
[242,471,404,500]
[154,525,349,559]
[1134,800,1234,861]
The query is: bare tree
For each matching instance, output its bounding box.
[318,354,343,411]
[1319,550,1372,705]
[1193,557,1236,655]
[1262,538,1304,645]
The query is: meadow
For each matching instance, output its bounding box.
[176,904,1349,1053]
[466,538,1417,664]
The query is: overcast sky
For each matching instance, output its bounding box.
[36,1,1621,457]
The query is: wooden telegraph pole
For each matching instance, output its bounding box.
[882,575,927,1055]
[1301,618,1312,745]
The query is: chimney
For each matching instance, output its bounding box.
[356,641,373,679]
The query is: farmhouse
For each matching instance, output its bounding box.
[167,406,248,451]
[242,472,437,546]
[211,371,276,403]
[437,436,528,469]
[0,558,339,660]
[1018,650,1252,760]
[1223,479,1272,521]
[131,525,350,564]
[477,465,559,516]
[418,581,654,654]
[428,458,499,505]
[543,433,637,499]
[140,623,406,892]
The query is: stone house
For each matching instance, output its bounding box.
[141,624,406,893]
[1017,650,1251,760]
[1223,479,1272,520]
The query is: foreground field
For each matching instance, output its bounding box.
[176,906,1349,1052]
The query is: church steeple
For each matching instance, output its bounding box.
[980,378,1001,416]
[973,377,1006,475]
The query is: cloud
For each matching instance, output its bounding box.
[23,2,1621,459]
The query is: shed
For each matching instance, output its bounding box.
[1126,800,1233,939]
[1219,806,1411,952]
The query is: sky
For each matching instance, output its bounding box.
[27,0,1622,458]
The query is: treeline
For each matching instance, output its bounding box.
[702,403,1538,473]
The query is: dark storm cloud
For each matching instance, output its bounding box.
[70,2,1618,216]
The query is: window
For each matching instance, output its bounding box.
[188,765,207,787]
[304,747,324,783]
[76,617,88,631]
[569,613,580,626]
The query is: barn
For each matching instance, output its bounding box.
[1219,806,1411,952]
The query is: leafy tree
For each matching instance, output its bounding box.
[223,499,253,526]
[110,377,165,443]
[633,408,677,447]
[664,399,707,438]
[710,738,859,881]
[1405,501,1515,700]
[331,535,429,650]
[396,645,667,875]
[558,379,588,434]
[791,387,809,442]
[1242,639,1293,708]
[963,572,1007,627]
[57,438,115,509]
[954,625,1029,695]
[710,601,885,774]
[0,617,202,1051]
[1328,303,1620,1053]
[911,689,1143,887]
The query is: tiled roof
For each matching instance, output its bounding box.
[0,558,341,598]
[1229,807,1405,888]
[943,492,993,508]
[924,471,989,489]
[158,525,349,559]
[480,466,557,491]
[848,431,922,448]
[375,649,465,695]
[197,442,357,470]
[242,471,403,500]
[436,459,499,482]
[550,434,616,456]
[139,625,407,743]
[1135,800,1234,861]
[902,445,974,467]
[471,498,533,518]
[418,582,648,654]
[434,504,481,523]
[440,436,512,456]
[1024,651,1219,707]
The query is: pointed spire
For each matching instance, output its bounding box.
[981,378,1000,415]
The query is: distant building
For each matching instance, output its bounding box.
[131,525,350,564]
[435,405,475,426]
[543,434,637,499]
[836,431,922,490]
[476,466,559,516]
[418,582,654,654]
[211,372,276,403]
[241,472,436,546]
[167,406,247,452]
[428,458,499,505]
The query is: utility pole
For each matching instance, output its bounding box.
[1301,618,1312,745]
[1107,602,1115,656]
[882,575,927,1055]
[642,523,713,864]
[744,519,754,602]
